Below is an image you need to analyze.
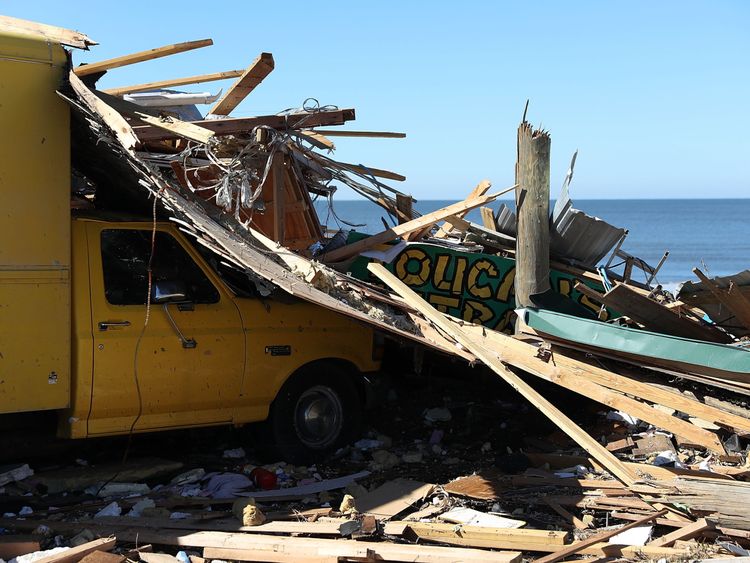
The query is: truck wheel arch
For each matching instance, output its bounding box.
[262,359,366,463]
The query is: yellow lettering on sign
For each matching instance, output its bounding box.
[467,259,499,299]
[462,299,495,324]
[581,294,604,317]
[394,248,431,287]
[428,294,460,313]
[558,278,572,297]
[433,254,459,293]
[495,266,515,301]
[451,257,468,294]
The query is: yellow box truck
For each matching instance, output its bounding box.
[0,27,381,461]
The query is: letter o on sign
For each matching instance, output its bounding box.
[394,248,431,287]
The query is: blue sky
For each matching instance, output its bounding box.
[6,1,748,199]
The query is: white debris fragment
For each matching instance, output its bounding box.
[609,525,653,546]
[94,501,121,518]
[11,547,70,563]
[223,448,246,459]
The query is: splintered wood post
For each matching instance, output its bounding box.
[272,152,285,242]
[515,121,551,309]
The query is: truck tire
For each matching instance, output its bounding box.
[267,363,362,463]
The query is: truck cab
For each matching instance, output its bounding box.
[68,216,380,457]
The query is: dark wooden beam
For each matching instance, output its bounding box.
[132,109,356,141]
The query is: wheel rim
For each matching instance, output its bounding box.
[294,385,343,448]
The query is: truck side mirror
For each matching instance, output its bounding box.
[152,281,188,304]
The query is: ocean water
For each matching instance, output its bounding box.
[314,198,750,286]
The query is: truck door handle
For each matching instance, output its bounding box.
[98,320,131,331]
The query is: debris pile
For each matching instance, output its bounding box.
[2,14,750,562]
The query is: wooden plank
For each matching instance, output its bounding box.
[208,53,274,116]
[450,319,730,451]
[77,552,125,563]
[329,161,406,182]
[480,206,497,231]
[575,282,729,343]
[35,539,116,563]
[0,537,40,560]
[69,516,354,536]
[133,109,356,141]
[94,90,214,145]
[434,180,492,238]
[75,39,212,76]
[203,536,521,563]
[386,522,567,551]
[367,262,636,486]
[293,131,335,151]
[524,362,725,452]
[649,518,713,547]
[0,15,96,49]
[66,72,139,151]
[271,152,285,242]
[310,130,405,138]
[542,345,750,434]
[103,70,245,96]
[324,189,507,263]
[202,550,327,563]
[534,510,668,563]
[356,479,434,519]
[545,500,589,529]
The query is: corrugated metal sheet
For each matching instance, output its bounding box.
[550,180,625,267]
[496,203,516,236]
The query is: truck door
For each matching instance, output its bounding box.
[85,222,245,435]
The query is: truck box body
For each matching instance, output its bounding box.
[0,31,71,412]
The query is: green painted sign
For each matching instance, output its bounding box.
[349,241,614,333]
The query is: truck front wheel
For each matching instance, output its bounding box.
[268,364,362,463]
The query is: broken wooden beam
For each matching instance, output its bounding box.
[385,522,567,552]
[649,517,714,547]
[94,90,214,145]
[132,109,356,141]
[367,262,637,486]
[75,39,213,76]
[310,129,406,138]
[0,15,96,49]
[434,180,492,239]
[103,70,245,96]
[480,206,497,231]
[534,509,668,563]
[208,53,275,116]
[66,71,139,151]
[323,190,507,262]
